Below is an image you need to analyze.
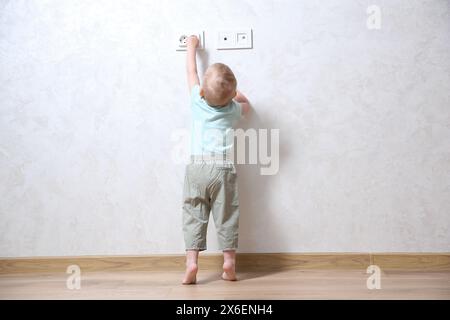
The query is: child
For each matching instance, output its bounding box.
[182,35,250,284]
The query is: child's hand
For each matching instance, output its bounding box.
[186,35,199,50]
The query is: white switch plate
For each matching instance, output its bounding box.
[217,29,253,50]
[176,30,205,51]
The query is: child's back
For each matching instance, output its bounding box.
[189,64,241,156]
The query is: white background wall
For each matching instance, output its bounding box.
[1,0,449,257]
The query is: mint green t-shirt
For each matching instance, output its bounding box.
[190,84,242,155]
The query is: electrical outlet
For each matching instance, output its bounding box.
[217,29,253,50]
[176,31,204,51]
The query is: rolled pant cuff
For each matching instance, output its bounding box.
[185,247,206,251]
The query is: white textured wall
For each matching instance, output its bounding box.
[1,0,449,257]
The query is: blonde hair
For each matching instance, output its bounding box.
[202,63,237,107]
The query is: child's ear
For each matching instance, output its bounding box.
[200,88,205,97]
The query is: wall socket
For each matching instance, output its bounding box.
[176,31,205,51]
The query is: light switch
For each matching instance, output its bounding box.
[237,33,248,45]
[217,29,253,50]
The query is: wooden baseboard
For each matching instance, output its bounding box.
[1,253,449,274]
[372,253,450,271]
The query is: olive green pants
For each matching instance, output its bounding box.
[182,159,240,251]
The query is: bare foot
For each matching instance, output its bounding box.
[222,261,237,281]
[182,263,198,285]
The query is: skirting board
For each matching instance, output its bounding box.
[0,253,449,274]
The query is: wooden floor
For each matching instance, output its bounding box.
[1,269,449,299]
